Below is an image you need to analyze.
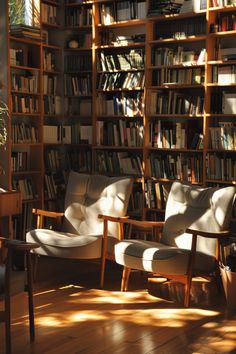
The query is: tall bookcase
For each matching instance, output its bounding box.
[1,0,236,239]
[93,0,147,218]
[144,5,207,220]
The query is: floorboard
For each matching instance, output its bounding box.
[0,260,235,354]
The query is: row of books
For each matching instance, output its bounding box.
[12,178,37,201]
[43,51,57,72]
[10,24,41,41]
[12,94,39,114]
[11,151,28,172]
[98,49,145,72]
[148,153,203,183]
[180,0,206,13]
[154,17,206,40]
[44,125,71,144]
[144,180,171,210]
[151,46,206,66]
[64,98,92,116]
[211,65,236,85]
[216,12,236,32]
[210,91,236,114]
[97,71,145,90]
[43,74,59,95]
[64,74,92,96]
[100,31,145,46]
[10,48,25,67]
[211,0,236,6]
[206,153,236,181]
[44,148,92,173]
[209,122,236,150]
[99,1,146,25]
[96,150,143,175]
[65,54,92,72]
[152,67,205,86]
[71,124,92,144]
[45,173,57,200]
[148,120,203,150]
[65,6,92,27]
[65,149,92,173]
[42,3,58,26]
[44,148,62,172]
[96,120,144,147]
[128,183,143,213]
[149,91,204,115]
[44,95,61,115]
[96,92,144,117]
[11,72,39,93]
[12,123,38,144]
[148,0,184,16]
[12,203,35,239]
[43,124,92,144]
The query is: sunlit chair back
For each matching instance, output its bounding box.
[162,181,235,271]
[61,171,133,237]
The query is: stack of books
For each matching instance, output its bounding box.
[148,0,184,16]
[10,24,41,41]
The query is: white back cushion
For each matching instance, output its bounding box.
[62,171,133,237]
[162,182,236,257]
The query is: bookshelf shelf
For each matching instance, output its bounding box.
[97,42,145,49]
[150,36,207,44]
[147,12,207,22]
[97,19,146,28]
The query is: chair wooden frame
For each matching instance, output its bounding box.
[98,216,230,307]
[31,210,129,288]
[0,238,39,354]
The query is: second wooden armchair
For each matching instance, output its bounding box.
[100,182,236,307]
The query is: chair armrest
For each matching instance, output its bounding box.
[98,214,164,229]
[186,228,230,239]
[33,208,64,218]
[98,214,129,222]
[98,214,165,243]
[32,208,64,229]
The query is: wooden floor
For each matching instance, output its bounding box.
[0,260,236,354]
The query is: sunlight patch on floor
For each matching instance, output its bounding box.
[35,289,56,296]
[33,307,220,329]
[36,316,62,327]
[69,311,107,322]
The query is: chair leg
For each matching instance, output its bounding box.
[121,267,131,292]
[100,256,106,289]
[32,254,39,282]
[215,262,222,294]
[5,290,11,354]
[184,276,192,308]
[26,251,35,341]
[5,251,12,354]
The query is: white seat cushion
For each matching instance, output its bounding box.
[26,228,120,260]
[27,229,103,259]
[115,239,215,275]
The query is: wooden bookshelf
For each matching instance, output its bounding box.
[1,0,236,235]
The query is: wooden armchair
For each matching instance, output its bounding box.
[26,171,133,287]
[102,182,236,307]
